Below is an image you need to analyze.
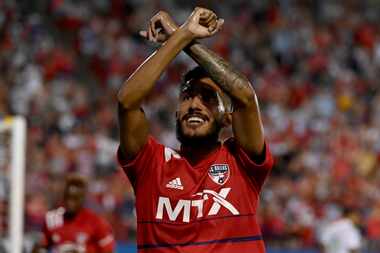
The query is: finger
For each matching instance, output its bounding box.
[203,12,216,25]
[150,21,157,39]
[157,33,167,42]
[201,10,214,21]
[151,16,162,34]
[139,30,148,38]
[210,18,224,35]
[149,22,158,42]
[193,9,205,23]
[199,9,212,20]
[209,13,217,25]
[208,19,218,32]
[191,7,201,20]
[166,21,178,34]
[218,18,225,28]
[148,23,154,42]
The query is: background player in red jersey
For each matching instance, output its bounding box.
[117,7,273,253]
[32,175,115,253]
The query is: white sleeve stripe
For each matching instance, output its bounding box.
[98,235,114,247]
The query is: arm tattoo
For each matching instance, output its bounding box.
[184,42,253,104]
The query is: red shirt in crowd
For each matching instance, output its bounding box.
[118,136,274,253]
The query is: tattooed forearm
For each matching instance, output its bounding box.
[184,42,254,106]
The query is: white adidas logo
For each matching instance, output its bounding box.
[166,178,184,190]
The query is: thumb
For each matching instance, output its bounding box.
[209,19,224,36]
[219,18,225,27]
[139,30,148,38]
[191,9,204,23]
[215,19,224,32]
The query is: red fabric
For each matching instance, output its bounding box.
[355,24,376,49]
[43,50,74,80]
[42,207,115,253]
[118,136,274,253]
[367,216,380,240]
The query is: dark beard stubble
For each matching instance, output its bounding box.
[176,119,222,147]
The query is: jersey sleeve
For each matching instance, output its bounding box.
[117,135,163,185]
[94,216,115,253]
[227,138,274,192]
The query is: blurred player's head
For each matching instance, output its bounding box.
[343,206,360,225]
[176,67,232,146]
[63,174,87,216]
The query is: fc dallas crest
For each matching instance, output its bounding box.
[208,164,230,185]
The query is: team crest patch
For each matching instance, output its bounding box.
[208,164,230,185]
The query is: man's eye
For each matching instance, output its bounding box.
[202,93,217,103]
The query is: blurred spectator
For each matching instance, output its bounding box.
[318,207,362,253]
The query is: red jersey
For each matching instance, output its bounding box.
[118,136,273,253]
[41,207,115,253]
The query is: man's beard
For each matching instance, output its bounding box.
[176,119,222,147]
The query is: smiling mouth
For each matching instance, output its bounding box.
[183,114,208,126]
[187,116,205,124]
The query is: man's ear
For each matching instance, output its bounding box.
[222,112,232,127]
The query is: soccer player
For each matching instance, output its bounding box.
[32,175,115,253]
[117,7,273,253]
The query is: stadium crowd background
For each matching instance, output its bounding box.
[1,0,380,252]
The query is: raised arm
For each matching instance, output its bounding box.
[117,28,191,160]
[185,43,265,157]
[118,8,222,160]
[142,11,264,158]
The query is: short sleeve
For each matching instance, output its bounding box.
[227,138,274,192]
[94,217,115,253]
[117,136,163,185]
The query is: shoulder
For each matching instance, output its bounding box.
[223,137,273,166]
[80,208,101,220]
[118,135,165,167]
[325,219,357,235]
[341,219,359,233]
[81,208,109,225]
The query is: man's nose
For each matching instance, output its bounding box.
[189,95,203,109]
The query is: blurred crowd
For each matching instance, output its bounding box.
[1,0,380,251]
